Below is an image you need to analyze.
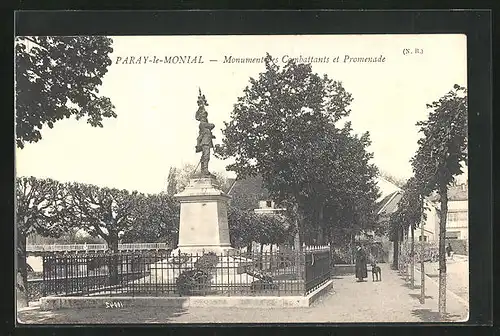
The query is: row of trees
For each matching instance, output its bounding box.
[387,84,468,316]
[16,174,294,304]
[215,54,381,248]
[16,177,179,300]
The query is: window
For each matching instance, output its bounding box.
[418,236,428,242]
[445,231,460,239]
[266,200,272,208]
[447,211,468,222]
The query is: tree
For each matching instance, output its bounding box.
[65,183,142,251]
[121,193,180,245]
[227,207,255,251]
[216,54,369,245]
[16,177,70,306]
[166,163,229,194]
[166,167,178,196]
[65,183,143,284]
[411,84,468,316]
[15,36,116,148]
[387,177,426,285]
[323,126,380,246]
[227,206,293,255]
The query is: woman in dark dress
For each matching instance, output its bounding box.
[354,245,368,282]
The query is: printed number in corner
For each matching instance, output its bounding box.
[105,301,124,308]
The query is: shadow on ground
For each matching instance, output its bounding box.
[409,293,433,300]
[411,308,461,322]
[17,306,188,324]
[403,283,421,290]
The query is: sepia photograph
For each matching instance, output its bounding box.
[15,33,470,324]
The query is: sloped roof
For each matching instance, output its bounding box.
[375,176,402,203]
[374,177,403,218]
[377,191,403,216]
[227,175,270,210]
[427,183,468,202]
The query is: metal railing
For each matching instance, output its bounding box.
[41,248,330,298]
[26,243,170,253]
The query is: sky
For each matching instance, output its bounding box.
[15,34,468,194]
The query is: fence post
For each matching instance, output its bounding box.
[64,254,68,295]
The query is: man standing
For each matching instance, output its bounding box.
[355,245,368,282]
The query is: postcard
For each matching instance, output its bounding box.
[15,33,469,324]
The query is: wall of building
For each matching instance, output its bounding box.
[445,200,468,240]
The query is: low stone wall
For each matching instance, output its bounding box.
[40,280,333,310]
[332,264,355,276]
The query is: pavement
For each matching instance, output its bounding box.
[422,254,469,302]
[17,263,468,324]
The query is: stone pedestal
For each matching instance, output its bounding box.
[132,176,261,288]
[171,176,235,256]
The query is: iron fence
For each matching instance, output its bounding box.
[41,248,330,298]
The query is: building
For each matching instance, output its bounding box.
[426,181,468,255]
[428,182,468,241]
[371,177,440,265]
[226,175,284,215]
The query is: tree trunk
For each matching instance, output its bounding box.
[269,243,273,270]
[108,236,120,286]
[350,233,354,264]
[411,222,415,289]
[259,243,264,270]
[438,184,448,317]
[420,217,426,304]
[17,232,29,308]
[316,205,325,245]
[328,228,335,275]
[393,238,399,270]
[292,205,303,279]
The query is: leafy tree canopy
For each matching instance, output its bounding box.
[122,193,180,245]
[166,163,230,195]
[386,177,425,241]
[16,176,70,238]
[411,85,468,195]
[65,182,143,251]
[15,36,116,148]
[217,54,379,244]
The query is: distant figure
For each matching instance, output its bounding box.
[446,243,453,259]
[354,245,368,282]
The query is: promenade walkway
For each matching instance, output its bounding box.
[18,263,468,324]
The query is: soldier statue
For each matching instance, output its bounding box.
[195,89,216,177]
